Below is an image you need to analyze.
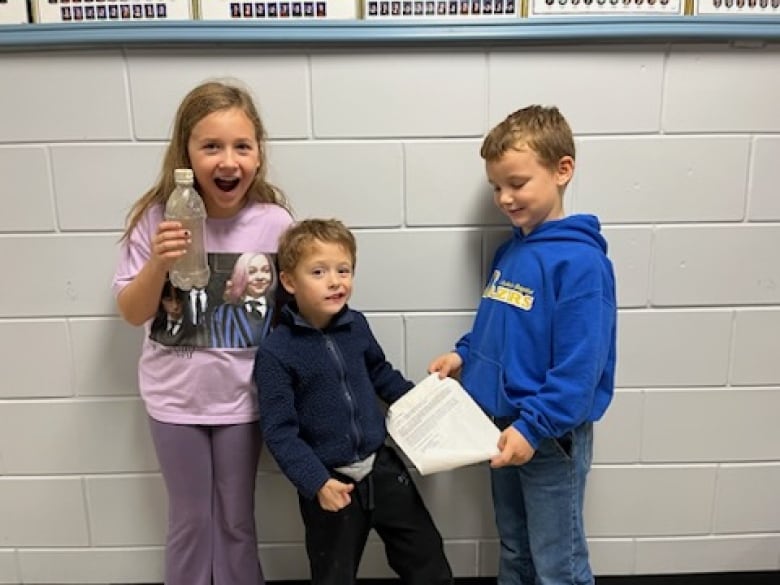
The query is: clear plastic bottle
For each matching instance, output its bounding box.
[165,168,210,291]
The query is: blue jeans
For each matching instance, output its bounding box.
[490,422,594,585]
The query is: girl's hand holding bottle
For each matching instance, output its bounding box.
[116,220,191,326]
[151,220,191,270]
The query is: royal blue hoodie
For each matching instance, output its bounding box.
[455,214,617,449]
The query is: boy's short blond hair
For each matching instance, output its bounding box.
[277,219,357,273]
[480,105,575,170]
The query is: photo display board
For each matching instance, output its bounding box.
[528,0,684,16]
[694,0,779,14]
[197,0,359,19]
[362,0,519,18]
[0,0,30,24]
[31,0,193,23]
[9,0,778,31]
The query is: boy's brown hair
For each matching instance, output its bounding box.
[480,105,575,171]
[277,219,357,273]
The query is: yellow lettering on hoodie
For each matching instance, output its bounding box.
[483,270,535,311]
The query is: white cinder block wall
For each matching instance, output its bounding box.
[1,43,779,584]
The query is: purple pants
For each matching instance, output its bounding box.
[148,417,264,585]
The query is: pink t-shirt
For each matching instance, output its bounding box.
[113,202,293,425]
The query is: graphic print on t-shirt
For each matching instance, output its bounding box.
[149,251,288,349]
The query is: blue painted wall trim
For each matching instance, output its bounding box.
[1,16,779,48]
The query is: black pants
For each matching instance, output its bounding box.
[298,445,453,585]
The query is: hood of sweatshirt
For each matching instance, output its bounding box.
[514,214,608,255]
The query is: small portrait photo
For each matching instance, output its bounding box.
[231,2,241,16]
[391,1,401,14]
[403,1,412,14]
[268,2,278,16]
[256,2,267,16]
[73,5,83,19]
[316,1,327,16]
[61,6,72,20]
[438,0,447,13]
[121,5,130,18]
[471,0,480,13]
[279,2,290,16]
[304,2,314,15]
[426,1,435,13]
[381,1,390,14]
[85,6,95,19]
[209,252,281,349]
[292,2,302,16]
[449,0,458,13]
[157,3,167,16]
[244,2,254,17]
[484,0,492,14]
[150,281,190,347]
[460,1,469,14]
[109,4,118,18]
[495,0,503,11]
[414,1,424,14]
[505,0,515,11]
[369,1,378,14]
[97,5,107,18]
[133,4,143,17]
[144,4,154,17]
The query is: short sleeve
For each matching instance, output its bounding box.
[112,205,162,298]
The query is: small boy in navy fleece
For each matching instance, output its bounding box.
[254,219,452,585]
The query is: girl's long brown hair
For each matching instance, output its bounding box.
[121,80,290,240]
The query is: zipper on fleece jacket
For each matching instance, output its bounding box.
[322,332,363,461]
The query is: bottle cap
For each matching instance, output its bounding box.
[174,168,194,183]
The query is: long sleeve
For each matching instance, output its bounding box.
[255,348,331,500]
[361,314,413,405]
[455,240,511,364]
[511,266,616,448]
[454,331,472,363]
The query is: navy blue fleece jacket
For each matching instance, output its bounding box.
[254,303,412,500]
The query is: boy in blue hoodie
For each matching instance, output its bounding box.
[429,105,617,585]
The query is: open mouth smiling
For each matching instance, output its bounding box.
[214,177,240,192]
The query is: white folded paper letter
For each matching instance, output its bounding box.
[386,373,501,475]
